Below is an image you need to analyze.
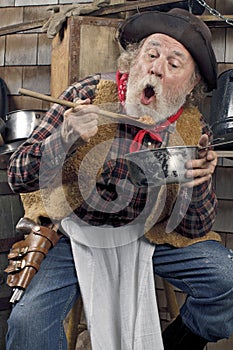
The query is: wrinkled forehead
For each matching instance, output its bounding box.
[141,33,194,60]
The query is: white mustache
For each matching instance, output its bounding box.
[138,75,162,96]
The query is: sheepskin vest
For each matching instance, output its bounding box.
[20,80,220,247]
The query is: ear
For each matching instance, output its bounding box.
[188,73,201,95]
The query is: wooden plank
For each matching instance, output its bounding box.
[215,0,233,14]
[91,0,183,16]
[68,16,122,84]
[5,34,38,66]
[216,150,233,158]
[51,16,122,97]
[51,21,71,98]
[218,63,233,75]
[23,5,52,22]
[226,233,233,249]
[1,3,231,38]
[15,0,57,5]
[213,200,233,233]
[2,66,23,95]
[226,28,233,62]
[0,19,46,37]
[79,23,120,79]
[38,33,52,65]
[0,171,24,236]
[200,15,233,21]
[8,95,50,112]
[23,66,51,95]
[215,167,233,199]
[211,28,226,62]
[0,0,14,6]
[212,199,233,233]
[0,7,23,28]
[0,37,5,66]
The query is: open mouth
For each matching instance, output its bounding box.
[144,85,155,98]
[140,85,155,105]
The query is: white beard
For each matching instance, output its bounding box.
[125,73,187,122]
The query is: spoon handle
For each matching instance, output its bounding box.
[199,139,233,150]
[18,88,141,123]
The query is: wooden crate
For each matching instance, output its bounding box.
[51,15,123,98]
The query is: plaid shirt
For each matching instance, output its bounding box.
[8,75,217,239]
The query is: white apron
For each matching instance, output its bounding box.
[62,218,164,350]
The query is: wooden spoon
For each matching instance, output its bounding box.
[18,88,156,126]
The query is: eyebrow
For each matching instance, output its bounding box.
[145,39,187,60]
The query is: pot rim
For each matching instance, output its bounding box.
[126,145,198,156]
[0,140,24,155]
[4,109,47,122]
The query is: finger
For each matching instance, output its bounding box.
[72,117,98,133]
[72,105,99,118]
[186,166,213,180]
[185,159,216,182]
[206,150,217,163]
[67,113,99,127]
[73,98,91,106]
[64,101,98,119]
[184,174,212,188]
[198,134,209,148]
[81,125,99,142]
[186,157,207,170]
[186,150,217,170]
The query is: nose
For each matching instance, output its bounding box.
[150,59,164,79]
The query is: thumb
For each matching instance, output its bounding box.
[198,134,209,148]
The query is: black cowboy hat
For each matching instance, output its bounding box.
[118,8,217,91]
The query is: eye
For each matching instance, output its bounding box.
[149,53,156,59]
[146,49,159,60]
[169,60,180,69]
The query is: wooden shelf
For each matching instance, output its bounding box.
[216,150,233,158]
[198,15,233,27]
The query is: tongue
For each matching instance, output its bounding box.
[140,92,155,105]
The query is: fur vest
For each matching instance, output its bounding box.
[20,80,220,247]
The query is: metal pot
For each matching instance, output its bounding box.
[0,140,24,170]
[4,110,46,143]
[125,146,198,187]
[0,118,5,146]
[126,139,233,187]
[210,69,233,149]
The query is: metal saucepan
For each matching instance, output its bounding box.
[4,109,46,143]
[0,118,5,145]
[125,140,233,187]
[0,140,24,170]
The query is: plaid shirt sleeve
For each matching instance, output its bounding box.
[74,123,150,226]
[8,74,101,193]
[174,116,218,238]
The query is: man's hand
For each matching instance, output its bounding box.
[61,98,99,151]
[185,134,217,187]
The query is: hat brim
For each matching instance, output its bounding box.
[118,10,217,91]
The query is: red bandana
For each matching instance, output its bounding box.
[116,70,129,104]
[129,107,183,153]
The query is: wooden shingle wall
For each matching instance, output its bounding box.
[0,0,92,6]
[0,5,52,111]
[0,1,91,112]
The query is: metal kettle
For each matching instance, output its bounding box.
[210,69,233,150]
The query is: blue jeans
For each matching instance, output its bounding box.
[153,240,233,342]
[6,237,233,349]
